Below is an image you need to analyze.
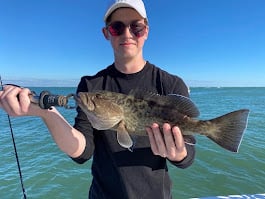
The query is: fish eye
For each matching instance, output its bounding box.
[95,93,102,99]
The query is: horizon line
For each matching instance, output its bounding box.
[1,78,265,88]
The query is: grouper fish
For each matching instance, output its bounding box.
[74,90,249,152]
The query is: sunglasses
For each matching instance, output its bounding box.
[107,21,147,38]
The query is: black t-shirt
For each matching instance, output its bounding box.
[72,62,195,199]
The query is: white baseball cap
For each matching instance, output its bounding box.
[104,0,147,22]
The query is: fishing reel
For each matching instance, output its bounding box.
[31,91,76,109]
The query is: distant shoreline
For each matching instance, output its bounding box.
[2,78,265,88]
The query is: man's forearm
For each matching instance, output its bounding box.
[41,107,86,158]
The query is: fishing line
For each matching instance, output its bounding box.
[0,76,27,199]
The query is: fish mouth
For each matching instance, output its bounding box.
[74,94,81,104]
[74,93,95,111]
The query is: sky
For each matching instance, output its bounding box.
[0,0,265,87]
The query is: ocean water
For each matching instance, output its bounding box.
[0,87,264,199]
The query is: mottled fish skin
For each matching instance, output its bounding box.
[75,90,250,152]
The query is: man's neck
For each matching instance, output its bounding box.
[114,58,146,74]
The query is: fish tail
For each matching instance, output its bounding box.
[205,109,250,152]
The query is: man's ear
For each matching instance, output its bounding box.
[102,27,110,40]
[144,26,149,40]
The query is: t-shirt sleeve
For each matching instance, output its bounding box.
[169,138,196,169]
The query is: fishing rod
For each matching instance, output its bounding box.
[0,76,27,199]
[0,78,76,199]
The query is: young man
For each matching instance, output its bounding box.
[0,0,195,198]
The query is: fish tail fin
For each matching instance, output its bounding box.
[206,109,250,152]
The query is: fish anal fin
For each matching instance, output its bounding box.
[116,121,133,149]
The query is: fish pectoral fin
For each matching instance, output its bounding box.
[116,121,133,149]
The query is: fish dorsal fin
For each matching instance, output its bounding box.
[129,89,200,117]
[128,89,158,99]
[166,94,200,117]
[116,121,133,149]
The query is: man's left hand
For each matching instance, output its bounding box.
[146,123,187,162]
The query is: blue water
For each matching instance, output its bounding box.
[0,87,264,199]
